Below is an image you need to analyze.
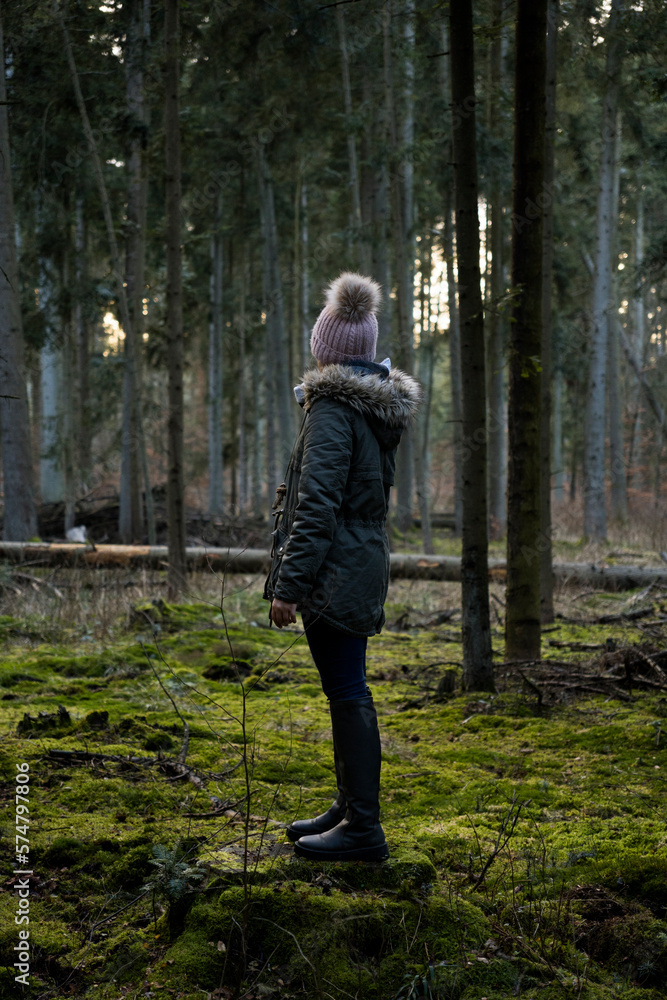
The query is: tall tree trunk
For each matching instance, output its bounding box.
[252,321,265,516]
[608,118,628,523]
[258,155,276,502]
[505,0,547,661]
[552,365,565,501]
[449,0,494,691]
[336,4,363,266]
[401,0,415,249]
[39,261,64,505]
[292,169,302,380]
[583,0,625,540]
[258,145,293,482]
[208,190,224,515]
[439,25,462,538]
[164,0,186,597]
[300,181,310,371]
[415,237,433,554]
[363,75,391,346]
[61,243,76,533]
[237,257,247,512]
[120,0,148,542]
[384,2,414,533]
[74,200,91,488]
[444,195,463,538]
[486,0,507,540]
[540,0,558,623]
[0,11,38,539]
[629,191,645,490]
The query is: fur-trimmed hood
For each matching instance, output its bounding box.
[300,362,422,450]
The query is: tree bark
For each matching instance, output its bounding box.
[164,0,187,598]
[39,261,64,506]
[552,365,564,501]
[540,0,558,623]
[439,26,462,538]
[120,0,148,543]
[300,180,310,371]
[415,238,433,555]
[237,254,248,512]
[608,116,628,523]
[258,145,293,484]
[74,201,91,488]
[336,4,363,265]
[505,0,547,661]
[0,10,38,539]
[2,541,667,590]
[628,191,645,490]
[486,0,507,541]
[583,0,624,540]
[449,0,494,691]
[208,190,224,515]
[384,2,414,533]
[61,245,76,533]
[364,74,391,347]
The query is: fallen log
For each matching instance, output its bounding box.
[2,542,667,591]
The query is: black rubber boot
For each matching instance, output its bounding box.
[294,696,389,862]
[286,744,346,842]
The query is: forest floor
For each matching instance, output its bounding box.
[1,539,667,1000]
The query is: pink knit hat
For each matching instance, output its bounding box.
[310,273,381,365]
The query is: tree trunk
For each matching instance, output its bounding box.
[208,190,224,515]
[252,323,265,517]
[608,116,628,523]
[292,169,302,380]
[61,245,76,533]
[449,0,494,691]
[300,181,310,371]
[164,0,187,598]
[238,255,248,512]
[505,0,547,661]
[629,191,645,490]
[415,239,433,555]
[364,74,391,347]
[74,200,91,489]
[540,0,558,623]
[120,0,148,543]
[401,0,415,250]
[0,10,38,539]
[439,26,462,538]
[39,261,64,505]
[486,0,507,541]
[258,146,293,482]
[583,0,624,540]
[4,541,667,590]
[444,198,463,539]
[552,365,564,501]
[383,2,414,533]
[336,4,363,265]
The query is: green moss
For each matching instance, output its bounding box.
[2,592,667,999]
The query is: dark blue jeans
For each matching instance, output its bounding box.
[302,612,368,701]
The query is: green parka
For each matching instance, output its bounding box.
[264,360,421,636]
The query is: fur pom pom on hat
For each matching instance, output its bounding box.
[310,272,381,364]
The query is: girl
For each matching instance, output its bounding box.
[265,272,421,862]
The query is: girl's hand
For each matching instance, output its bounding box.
[271,598,297,628]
